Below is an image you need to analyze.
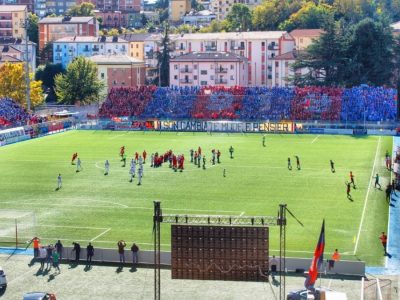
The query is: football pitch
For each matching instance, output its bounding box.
[0,130,392,265]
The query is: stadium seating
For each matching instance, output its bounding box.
[241,87,294,121]
[141,86,199,119]
[0,97,30,128]
[341,87,397,122]
[99,86,157,118]
[98,86,397,122]
[192,86,246,119]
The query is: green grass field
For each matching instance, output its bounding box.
[0,131,392,265]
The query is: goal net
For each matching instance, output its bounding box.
[0,210,36,248]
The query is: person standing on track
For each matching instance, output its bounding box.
[288,157,292,170]
[143,150,147,164]
[295,156,301,170]
[374,173,382,189]
[379,232,388,256]
[76,158,82,172]
[229,146,234,159]
[104,160,110,175]
[129,161,136,182]
[330,160,335,173]
[346,181,352,200]
[137,165,143,185]
[57,174,62,190]
[262,134,266,147]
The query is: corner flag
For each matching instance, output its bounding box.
[305,220,325,289]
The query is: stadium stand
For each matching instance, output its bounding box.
[142,86,199,119]
[341,86,397,122]
[0,97,30,128]
[96,85,399,122]
[241,87,294,121]
[99,86,157,118]
[192,86,246,119]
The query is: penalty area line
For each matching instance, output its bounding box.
[311,135,320,144]
[353,136,381,255]
[90,228,111,242]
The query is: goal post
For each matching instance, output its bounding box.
[0,210,36,249]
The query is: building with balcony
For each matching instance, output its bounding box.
[169,51,248,87]
[77,0,142,13]
[169,0,191,23]
[119,33,150,61]
[53,35,128,68]
[210,0,261,21]
[39,16,99,54]
[0,5,27,39]
[170,31,295,86]
[271,50,310,87]
[289,29,323,51]
[183,10,216,26]
[0,36,36,70]
[88,54,146,92]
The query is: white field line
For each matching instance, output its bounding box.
[0,201,242,214]
[354,136,381,255]
[37,224,110,230]
[108,133,128,139]
[311,135,320,144]
[90,228,111,242]
[385,136,395,267]
[232,212,245,225]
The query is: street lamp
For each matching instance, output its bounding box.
[20,13,31,112]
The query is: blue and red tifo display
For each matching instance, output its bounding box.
[99,86,398,122]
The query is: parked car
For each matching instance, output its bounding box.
[23,292,56,300]
[0,266,7,289]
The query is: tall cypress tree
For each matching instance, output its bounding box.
[157,23,171,87]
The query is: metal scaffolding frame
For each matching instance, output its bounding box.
[153,201,292,300]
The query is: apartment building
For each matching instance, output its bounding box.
[88,54,146,93]
[0,5,27,39]
[119,33,150,61]
[183,10,216,26]
[38,16,99,52]
[210,0,261,21]
[53,35,128,68]
[289,29,323,51]
[77,0,142,13]
[170,31,296,86]
[170,51,248,87]
[0,36,36,70]
[169,0,191,23]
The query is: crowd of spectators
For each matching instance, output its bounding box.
[141,86,199,119]
[96,86,397,122]
[290,87,343,121]
[192,86,246,119]
[341,86,397,122]
[241,87,294,121]
[0,97,30,128]
[99,86,157,118]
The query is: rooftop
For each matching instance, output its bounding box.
[39,16,95,24]
[0,37,35,46]
[171,51,247,62]
[88,54,144,64]
[171,31,287,41]
[289,29,324,38]
[0,5,27,12]
[54,36,128,43]
[184,10,215,17]
[119,33,151,42]
[0,54,23,63]
[273,50,303,60]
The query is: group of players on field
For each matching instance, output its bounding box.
[66,136,393,199]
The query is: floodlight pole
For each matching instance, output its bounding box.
[153,201,162,300]
[278,204,287,300]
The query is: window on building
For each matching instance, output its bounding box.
[230,75,234,80]
[300,38,303,43]
[194,75,198,80]
[100,73,104,79]
[201,70,207,75]
[14,30,17,34]
[230,65,234,70]
[136,44,139,48]
[135,52,138,56]
[285,62,289,68]
[210,64,214,69]
[210,75,214,80]
[174,64,178,70]
[262,42,265,47]
[174,75,178,79]
[113,80,117,85]
[275,62,279,67]
[194,64,197,69]
[131,44,133,48]
[200,81,207,85]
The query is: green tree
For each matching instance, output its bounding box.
[67,2,95,16]
[35,63,65,101]
[157,24,171,87]
[27,13,39,45]
[198,20,229,33]
[226,3,252,31]
[54,57,104,104]
[279,2,333,31]
[291,17,349,86]
[191,0,204,11]
[345,18,394,86]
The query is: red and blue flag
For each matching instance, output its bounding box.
[305,220,325,289]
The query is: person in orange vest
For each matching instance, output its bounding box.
[329,249,341,270]
[32,236,40,258]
